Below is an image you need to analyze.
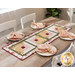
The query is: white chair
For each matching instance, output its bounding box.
[0,20,17,33]
[21,13,36,29]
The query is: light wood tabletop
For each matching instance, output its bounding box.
[0,17,75,67]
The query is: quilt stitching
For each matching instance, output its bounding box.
[2,23,71,60]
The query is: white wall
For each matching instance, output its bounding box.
[1,8,75,24]
[60,8,75,22]
[60,8,69,20]
[0,8,46,25]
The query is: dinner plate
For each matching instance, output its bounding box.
[31,24,45,29]
[6,32,25,41]
[59,32,75,41]
[35,44,57,56]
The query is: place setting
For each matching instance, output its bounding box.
[6,32,25,41]
[58,29,75,41]
[5,31,25,45]
[35,44,57,56]
[31,21,46,30]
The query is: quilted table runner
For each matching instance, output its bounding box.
[2,23,71,60]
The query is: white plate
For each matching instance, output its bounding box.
[59,32,75,41]
[35,44,57,56]
[31,24,45,29]
[6,32,25,41]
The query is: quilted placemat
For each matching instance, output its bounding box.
[2,23,71,60]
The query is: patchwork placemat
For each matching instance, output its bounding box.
[2,23,71,60]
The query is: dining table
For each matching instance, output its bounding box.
[0,17,75,67]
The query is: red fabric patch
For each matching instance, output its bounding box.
[46,33,49,35]
[34,39,38,41]
[21,46,25,49]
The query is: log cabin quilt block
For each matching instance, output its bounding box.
[36,30,58,40]
[25,35,47,46]
[47,24,67,32]
[9,41,35,56]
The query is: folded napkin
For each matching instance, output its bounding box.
[51,41,75,67]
